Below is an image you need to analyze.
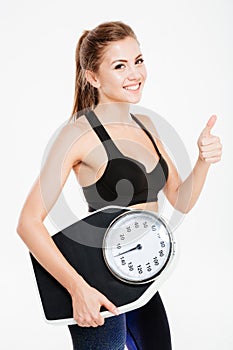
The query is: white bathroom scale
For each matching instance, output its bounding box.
[30,205,176,325]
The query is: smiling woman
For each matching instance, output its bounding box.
[16,20,222,350]
[69,22,147,114]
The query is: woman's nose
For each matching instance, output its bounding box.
[126,66,141,81]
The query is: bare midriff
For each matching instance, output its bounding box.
[128,201,159,213]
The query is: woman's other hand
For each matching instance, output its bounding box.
[197,115,222,164]
[70,279,120,327]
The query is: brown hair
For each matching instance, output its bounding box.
[69,21,138,121]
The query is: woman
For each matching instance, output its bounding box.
[17,21,222,349]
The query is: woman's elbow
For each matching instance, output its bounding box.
[16,217,29,238]
[16,214,41,238]
[16,217,26,233]
[166,194,193,214]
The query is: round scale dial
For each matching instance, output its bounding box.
[102,209,174,284]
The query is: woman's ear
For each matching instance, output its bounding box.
[85,70,100,88]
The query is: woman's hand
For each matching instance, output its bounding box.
[197,115,222,164]
[70,279,120,327]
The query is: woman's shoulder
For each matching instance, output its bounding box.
[68,112,99,135]
[133,113,159,137]
[46,114,94,163]
[56,113,94,142]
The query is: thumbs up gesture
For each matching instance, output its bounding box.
[197,115,222,164]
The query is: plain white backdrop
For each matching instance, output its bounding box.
[1,0,232,349]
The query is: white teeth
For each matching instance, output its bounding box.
[124,84,140,91]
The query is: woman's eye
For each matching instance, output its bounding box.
[136,58,144,65]
[114,64,125,70]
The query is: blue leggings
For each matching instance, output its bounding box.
[68,292,172,350]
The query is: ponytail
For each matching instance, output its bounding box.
[70,30,98,121]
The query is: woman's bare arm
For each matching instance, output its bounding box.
[17,122,119,326]
[17,123,86,291]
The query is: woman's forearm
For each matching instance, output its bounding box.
[166,115,222,213]
[175,157,210,213]
[17,219,86,294]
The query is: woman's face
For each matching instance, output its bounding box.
[90,36,147,105]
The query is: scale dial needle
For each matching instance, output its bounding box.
[114,244,142,257]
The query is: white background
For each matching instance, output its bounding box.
[1,0,232,349]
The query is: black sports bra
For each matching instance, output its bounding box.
[81,110,169,212]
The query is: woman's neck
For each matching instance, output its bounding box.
[93,103,133,125]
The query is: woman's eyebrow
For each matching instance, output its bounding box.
[111,54,142,65]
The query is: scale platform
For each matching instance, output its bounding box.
[30,206,175,325]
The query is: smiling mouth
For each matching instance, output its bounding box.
[123,83,141,91]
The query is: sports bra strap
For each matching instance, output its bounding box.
[130,114,161,157]
[85,110,120,159]
[85,110,111,142]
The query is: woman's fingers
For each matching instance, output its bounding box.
[198,116,222,164]
[99,293,120,316]
[199,135,220,147]
[198,140,222,162]
[75,313,104,327]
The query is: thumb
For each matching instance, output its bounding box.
[201,115,217,137]
[100,294,120,316]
